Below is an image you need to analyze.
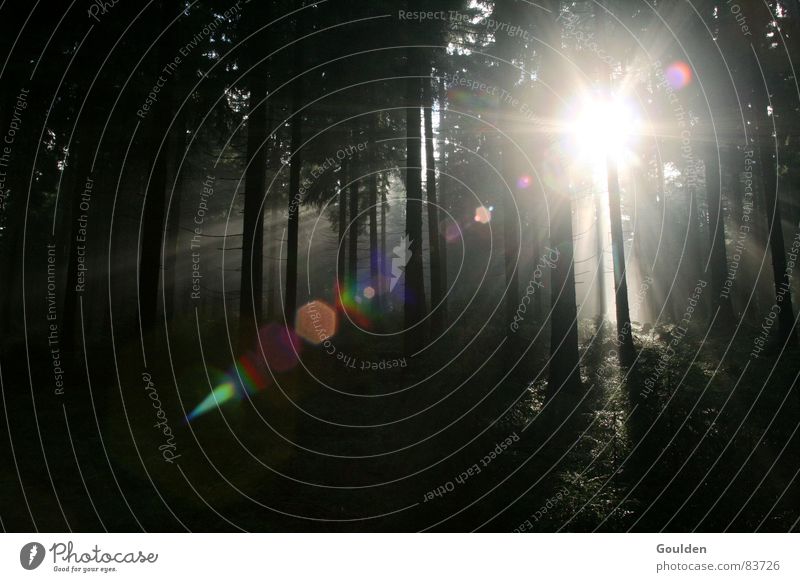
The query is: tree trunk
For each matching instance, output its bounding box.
[437,76,449,322]
[285,93,302,327]
[404,50,427,352]
[239,72,268,349]
[543,0,582,396]
[348,132,359,290]
[264,101,279,321]
[138,0,179,333]
[337,159,348,290]
[594,184,607,323]
[61,142,93,351]
[162,125,184,321]
[368,113,379,303]
[423,77,443,333]
[266,198,279,320]
[757,119,797,346]
[704,144,735,327]
[607,159,636,364]
[380,185,387,304]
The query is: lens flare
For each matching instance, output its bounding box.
[258,323,302,373]
[186,382,236,421]
[295,300,338,345]
[665,61,692,90]
[337,278,374,328]
[186,324,302,422]
[447,87,498,112]
[474,206,492,224]
[445,221,462,242]
[517,175,532,189]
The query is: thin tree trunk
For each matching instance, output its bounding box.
[437,76,449,322]
[423,77,443,333]
[264,100,279,321]
[504,161,521,330]
[348,132,359,290]
[404,49,427,352]
[139,0,179,333]
[548,174,582,396]
[607,158,636,364]
[285,92,302,327]
[380,184,387,304]
[162,126,184,320]
[543,0,582,397]
[61,142,92,351]
[594,184,607,324]
[368,113,379,300]
[704,144,735,327]
[337,158,348,290]
[238,68,268,349]
[757,119,797,346]
[266,199,279,320]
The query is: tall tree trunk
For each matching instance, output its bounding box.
[264,100,279,321]
[61,141,93,351]
[162,15,188,323]
[607,158,636,364]
[348,132,359,290]
[380,185,387,303]
[368,113,379,304]
[337,159,348,291]
[266,198,279,320]
[548,174,582,396]
[162,126,184,321]
[756,114,797,346]
[285,91,302,327]
[437,76,449,322]
[504,160,521,330]
[404,50,427,352]
[239,69,268,349]
[594,184,607,324]
[543,0,582,396]
[139,0,179,333]
[423,77,443,333]
[704,144,735,328]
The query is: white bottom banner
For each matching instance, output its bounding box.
[1,533,796,580]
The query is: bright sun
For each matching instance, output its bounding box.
[568,94,640,166]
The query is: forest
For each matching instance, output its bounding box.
[0,0,798,532]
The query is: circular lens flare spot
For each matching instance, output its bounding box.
[259,323,302,372]
[517,175,532,189]
[665,61,692,90]
[364,286,375,299]
[474,206,492,224]
[295,300,338,345]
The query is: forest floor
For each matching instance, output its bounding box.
[1,316,798,532]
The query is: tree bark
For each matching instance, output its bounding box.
[368,112,379,302]
[756,116,797,346]
[607,158,636,364]
[704,144,735,327]
[423,77,443,333]
[404,50,427,352]
[139,0,180,333]
[239,70,268,349]
[348,131,359,290]
[543,0,582,396]
[437,76,449,322]
[285,100,302,327]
